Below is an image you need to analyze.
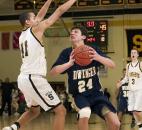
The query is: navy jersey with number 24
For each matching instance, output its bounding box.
[52,46,106,97]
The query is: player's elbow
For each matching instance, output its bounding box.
[49,69,57,76]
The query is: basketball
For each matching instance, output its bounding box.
[73,45,92,66]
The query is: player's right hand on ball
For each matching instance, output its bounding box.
[89,48,99,61]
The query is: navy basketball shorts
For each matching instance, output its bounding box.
[74,90,116,119]
[117,97,128,112]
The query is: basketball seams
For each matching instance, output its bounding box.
[73,46,91,55]
[75,60,89,66]
[73,49,91,55]
[73,45,92,66]
[76,56,90,59]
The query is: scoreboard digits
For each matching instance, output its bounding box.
[74,20,108,51]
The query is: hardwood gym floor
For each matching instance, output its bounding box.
[0,112,138,130]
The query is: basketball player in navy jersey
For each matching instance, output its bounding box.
[2,0,77,130]
[116,68,129,121]
[50,26,120,130]
[116,68,135,129]
[117,49,142,130]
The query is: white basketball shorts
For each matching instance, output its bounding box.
[17,74,61,111]
[128,90,142,111]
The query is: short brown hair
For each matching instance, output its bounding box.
[71,26,87,36]
[19,12,33,27]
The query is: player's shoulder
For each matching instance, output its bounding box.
[20,27,31,37]
[63,47,72,51]
[126,62,131,67]
[92,46,107,57]
[139,60,142,65]
[22,27,31,32]
[91,45,100,51]
[61,47,72,54]
[139,61,142,70]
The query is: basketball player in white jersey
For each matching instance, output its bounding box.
[2,0,77,130]
[117,48,142,130]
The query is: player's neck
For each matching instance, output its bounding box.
[72,41,84,48]
[23,24,31,30]
[132,59,138,63]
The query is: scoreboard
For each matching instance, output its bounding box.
[14,0,142,10]
[78,0,99,6]
[101,0,124,5]
[128,0,142,4]
[74,20,108,51]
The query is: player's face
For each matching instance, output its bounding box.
[26,12,37,27]
[70,29,85,43]
[131,49,139,60]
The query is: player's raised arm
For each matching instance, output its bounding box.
[41,0,77,30]
[35,0,53,22]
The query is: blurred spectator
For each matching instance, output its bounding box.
[17,90,26,114]
[104,88,111,100]
[11,89,19,114]
[66,94,73,112]
[0,77,14,116]
[59,90,67,104]
[0,79,3,107]
[116,68,129,121]
[116,68,135,128]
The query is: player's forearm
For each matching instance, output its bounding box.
[42,0,76,30]
[96,55,116,68]
[36,0,53,21]
[57,0,76,14]
[50,62,72,76]
[120,65,129,85]
[120,76,129,85]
